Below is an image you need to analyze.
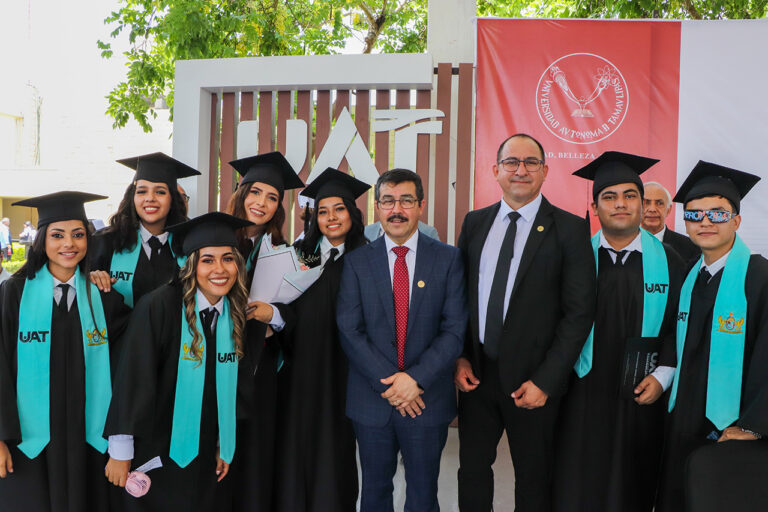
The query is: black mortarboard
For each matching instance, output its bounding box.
[229,152,304,196]
[572,151,659,200]
[117,152,201,187]
[301,168,370,204]
[672,160,760,213]
[166,212,254,256]
[13,191,106,228]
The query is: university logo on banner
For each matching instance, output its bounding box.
[475,19,681,221]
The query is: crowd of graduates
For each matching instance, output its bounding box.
[0,135,765,512]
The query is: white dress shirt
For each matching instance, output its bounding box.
[599,230,675,391]
[108,288,225,461]
[384,230,419,305]
[701,249,730,278]
[652,225,666,242]
[478,194,542,344]
[139,224,170,260]
[52,274,77,310]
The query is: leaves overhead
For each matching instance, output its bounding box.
[100,0,428,132]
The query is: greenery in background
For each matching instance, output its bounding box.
[99,0,427,132]
[4,244,27,275]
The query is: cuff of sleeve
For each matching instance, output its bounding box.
[269,305,286,332]
[651,365,676,392]
[108,434,134,461]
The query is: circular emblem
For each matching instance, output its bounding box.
[536,53,629,145]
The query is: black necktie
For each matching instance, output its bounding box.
[201,308,218,339]
[608,248,628,266]
[698,267,712,286]
[57,284,70,313]
[324,248,340,268]
[147,236,164,259]
[484,211,521,359]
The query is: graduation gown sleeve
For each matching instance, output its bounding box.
[0,276,23,443]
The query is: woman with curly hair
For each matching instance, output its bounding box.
[0,192,131,512]
[224,151,304,512]
[89,153,199,307]
[103,212,251,512]
[249,168,369,512]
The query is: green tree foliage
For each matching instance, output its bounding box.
[100,0,427,132]
[478,0,767,20]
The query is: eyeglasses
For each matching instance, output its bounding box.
[497,157,544,173]
[377,197,419,210]
[683,209,734,223]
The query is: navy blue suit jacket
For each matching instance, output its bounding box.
[337,232,467,427]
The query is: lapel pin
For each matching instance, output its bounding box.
[537,225,544,232]
[417,280,425,288]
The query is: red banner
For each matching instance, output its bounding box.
[475,19,681,221]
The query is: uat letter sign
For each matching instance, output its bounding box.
[475,19,681,221]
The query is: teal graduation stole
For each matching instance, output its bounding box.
[574,229,670,377]
[169,296,238,468]
[110,229,185,307]
[669,234,749,430]
[17,266,112,458]
[244,235,263,273]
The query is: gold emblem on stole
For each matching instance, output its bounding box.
[717,312,744,334]
[182,343,204,361]
[86,328,108,346]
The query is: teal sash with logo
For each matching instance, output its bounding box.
[669,234,749,430]
[17,266,111,458]
[110,230,185,307]
[169,297,238,467]
[574,229,670,377]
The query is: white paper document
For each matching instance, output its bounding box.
[248,247,301,302]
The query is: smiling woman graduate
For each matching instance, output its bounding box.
[0,192,132,512]
[223,151,304,512]
[89,153,200,307]
[103,212,251,512]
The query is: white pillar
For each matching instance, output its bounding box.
[427,0,477,65]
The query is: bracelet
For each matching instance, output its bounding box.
[740,427,763,439]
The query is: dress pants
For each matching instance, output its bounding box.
[353,411,450,512]
[458,356,560,512]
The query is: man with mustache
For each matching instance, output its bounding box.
[455,133,595,511]
[641,181,700,264]
[337,168,467,512]
[554,152,685,512]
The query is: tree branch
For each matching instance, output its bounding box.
[681,0,703,19]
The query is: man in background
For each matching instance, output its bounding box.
[642,181,699,264]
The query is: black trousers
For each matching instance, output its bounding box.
[457,356,560,512]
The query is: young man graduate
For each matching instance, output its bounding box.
[655,161,768,512]
[554,152,685,512]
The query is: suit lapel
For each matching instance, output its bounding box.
[509,197,554,300]
[369,237,397,337]
[406,233,431,339]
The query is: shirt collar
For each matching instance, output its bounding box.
[498,193,542,223]
[139,223,169,245]
[52,273,76,288]
[701,249,731,276]
[653,226,667,242]
[196,288,224,314]
[320,236,345,259]
[384,229,419,255]
[600,230,643,253]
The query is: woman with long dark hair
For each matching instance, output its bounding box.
[223,151,304,512]
[89,153,199,307]
[0,192,131,512]
[103,212,251,511]
[249,168,369,512]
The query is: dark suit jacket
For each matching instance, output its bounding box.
[457,196,596,397]
[336,232,468,427]
[662,226,700,266]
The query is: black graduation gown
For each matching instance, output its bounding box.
[90,230,179,306]
[104,283,227,512]
[222,240,281,512]
[272,254,358,512]
[0,274,130,512]
[655,255,768,512]
[554,246,684,512]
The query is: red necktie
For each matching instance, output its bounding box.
[392,246,409,370]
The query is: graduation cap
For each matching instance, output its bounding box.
[229,152,304,196]
[672,160,760,213]
[572,151,659,200]
[12,191,106,228]
[300,167,370,204]
[166,212,254,256]
[117,152,201,187]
